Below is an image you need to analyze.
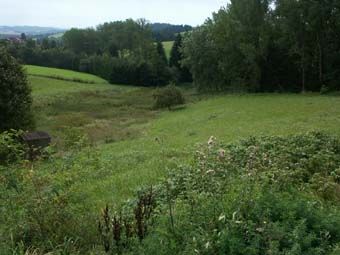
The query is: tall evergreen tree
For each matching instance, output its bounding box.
[156,41,168,65]
[170,34,192,83]
[169,34,182,68]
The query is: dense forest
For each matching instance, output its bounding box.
[183,0,340,92]
[150,23,192,41]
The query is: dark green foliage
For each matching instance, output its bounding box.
[63,28,100,55]
[156,41,168,65]
[169,34,192,83]
[153,85,185,110]
[109,58,137,85]
[0,130,25,165]
[183,0,340,92]
[0,47,34,132]
[5,19,173,86]
[108,43,171,87]
[20,33,26,41]
[151,23,192,41]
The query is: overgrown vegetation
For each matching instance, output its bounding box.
[0,130,26,165]
[1,132,340,254]
[97,132,340,254]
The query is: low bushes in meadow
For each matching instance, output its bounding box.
[0,130,26,165]
[153,85,185,110]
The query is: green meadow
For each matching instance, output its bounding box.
[2,0,340,251]
[2,65,340,254]
[27,68,340,205]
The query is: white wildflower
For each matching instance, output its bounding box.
[208,136,216,146]
[218,149,226,158]
[218,214,226,222]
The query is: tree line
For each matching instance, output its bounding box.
[1,19,192,87]
[150,23,192,41]
[3,1,340,92]
[182,0,340,92]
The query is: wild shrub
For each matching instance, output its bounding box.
[63,127,90,151]
[0,47,34,132]
[98,187,157,254]
[320,85,331,94]
[153,85,185,110]
[0,130,26,165]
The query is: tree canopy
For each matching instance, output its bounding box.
[183,0,340,92]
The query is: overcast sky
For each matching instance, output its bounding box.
[0,0,227,28]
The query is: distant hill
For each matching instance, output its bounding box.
[0,24,189,41]
[0,26,66,38]
[150,23,192,41]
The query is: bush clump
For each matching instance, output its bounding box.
[0,47,34,132]
[153,85,185,110]
[0,130,26,165]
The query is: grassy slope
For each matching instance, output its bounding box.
[25,65,108,84]
[69,94,340,208]
[162,41,174,59]
[28,71,155,149]
[30,76,111,98]
[24,71,340,252]
[28,68,340,207]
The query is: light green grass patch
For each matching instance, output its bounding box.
[30,76,112,98]
[162,41,174,60]
[29,74,155,149]
[25,65,108,84]
[48,32,64,39]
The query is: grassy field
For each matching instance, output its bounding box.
[162,41,174,59]
[3,67,340,253]
[79,93,340,206]
[25,65,108,84]
[28,72,158,149]
[28,69,340,208]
